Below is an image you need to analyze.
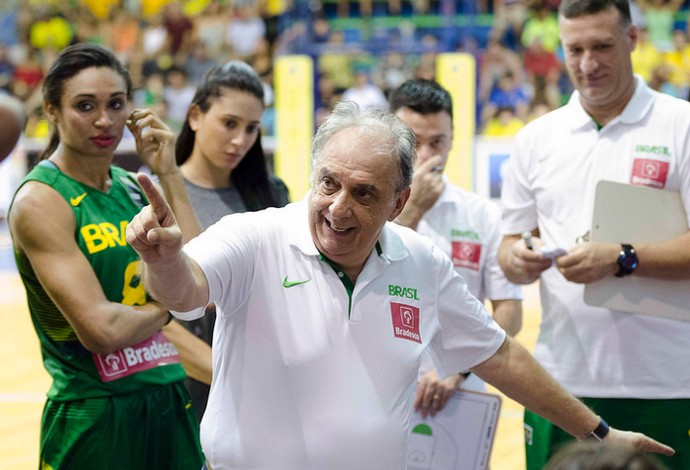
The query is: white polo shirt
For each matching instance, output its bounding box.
[501,76,690,398]
[175,199,505,470]
[419,180,522,303]
[417,180,522,390]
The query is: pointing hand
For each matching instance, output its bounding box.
[126,173,183,264]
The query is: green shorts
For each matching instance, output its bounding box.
[524,397,690,470]
[40,382,204,469]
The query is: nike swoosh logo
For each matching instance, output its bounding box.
[538,154,551,163]
[282,276,310,288]
[70,192,87,206]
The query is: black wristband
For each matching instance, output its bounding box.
[582,417,610,442]
[165,312,174,326]
[459,371,471,380]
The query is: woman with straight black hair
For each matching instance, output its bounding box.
[172,60,290,422]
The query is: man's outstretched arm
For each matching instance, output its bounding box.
[473,336,675,456]
[126,173,209,313]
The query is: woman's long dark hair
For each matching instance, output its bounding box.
[40,43,132,161]
[175,61,279,211]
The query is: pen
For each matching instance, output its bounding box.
[521,231,534,251]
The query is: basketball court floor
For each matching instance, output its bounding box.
[0,219,542,469]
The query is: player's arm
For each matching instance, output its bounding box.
[10,182,170,354]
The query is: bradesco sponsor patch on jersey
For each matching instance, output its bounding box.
[390,302,422,343]
[452,241,481,271]
[631,158,669,189]
[93,331,180,382]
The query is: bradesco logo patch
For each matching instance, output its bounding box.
[93,331,180,382]
[631,158,669,189]
[390,302,422,343]
[452,241,482,271]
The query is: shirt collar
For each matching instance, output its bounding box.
[566,75,653,130]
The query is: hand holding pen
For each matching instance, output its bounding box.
[522,231,534,251]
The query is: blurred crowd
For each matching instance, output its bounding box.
[312,0,690,136]
[0,0,689,141]
[0,0,281,138]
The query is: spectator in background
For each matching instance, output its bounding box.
[108,8,140,63]
[377,52,413,96]
[478,37,526,109]
[225,4,266,60]
[163,1,195,61]
[0,2,20,49]
[664,29,690,99]
[629,0,647,28]
[29,8,73,52]
[480,70,530,128]
[134,71,168,121]
[521,2,561,53]
[194,0,228,58]
[522,37,563,110]
[482,106,526,136]
[491,0,528,50]
[142,12,169,61]
[636,0,684,51]
[312,16,332,44]
[317,30,357,91]
[341,62,388,110]
[526,100,552,122]
[251,50,277,135]
[315,74,345,128]
[631,25,664,82]
[11,48,44,101]
[0,45,15,93]
[164,66,196,132]
[185,40,218,86]
[71,6,105,45]
[413,52,437,81]
[648,62,678,97]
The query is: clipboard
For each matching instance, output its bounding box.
[405,389,501,470]
[583,180,690,322]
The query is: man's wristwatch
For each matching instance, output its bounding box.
[615,244,638,277]
[582,417,610,442]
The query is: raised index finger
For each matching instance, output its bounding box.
[136,173,171,222]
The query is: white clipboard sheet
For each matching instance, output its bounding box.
[405,389,502,470]
[583,180,690,322]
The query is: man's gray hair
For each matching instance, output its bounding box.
[311,101,416,194]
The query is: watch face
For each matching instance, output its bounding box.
[621,256,638,270]
[618,245,639,274]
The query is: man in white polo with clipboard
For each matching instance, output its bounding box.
[498,1,690,469]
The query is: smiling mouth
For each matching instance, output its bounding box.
[326,219,353,233]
